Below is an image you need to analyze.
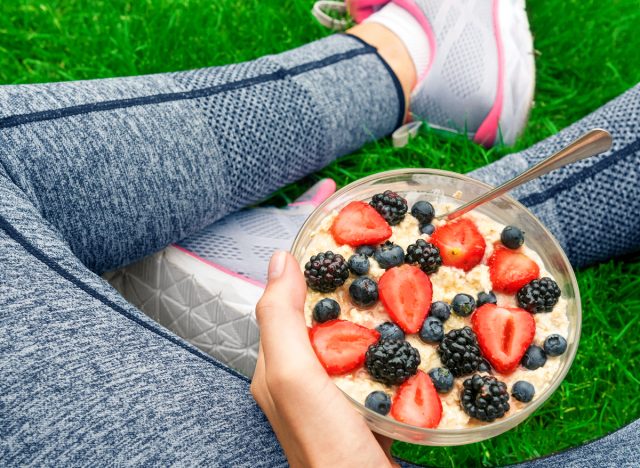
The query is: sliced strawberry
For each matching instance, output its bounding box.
[488,244,540,293]
[471,304,536,374]
[391,371,442,428]
[309,320,380,375]
[330,201,392,247]
[430,218,486,271]
[379,265,432,334]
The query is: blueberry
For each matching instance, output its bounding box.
[348,253,370,275]
[451,293,476,317]
[521,345,547,370]
[543,334,567,356]
[411,200,435,224]
[477,291,497,307]
[429,301,451,322]
[356,245,376,257]
[428,367,454,393]
[419,316,444,343]
[374,241,404,269]
[365,391,392,415]
[349,277,378,307]
[478,358,492,373]
[501,226,525,249]
[511,381,535,403]
[312,298,341,323]
[420,223,435,235]
[376,321,405,341]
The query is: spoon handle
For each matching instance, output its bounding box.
[443,128,613,221]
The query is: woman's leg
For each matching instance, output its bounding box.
[0,32,408,274]
[469,84,640,268]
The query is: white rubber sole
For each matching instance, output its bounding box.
[104,245,262,377]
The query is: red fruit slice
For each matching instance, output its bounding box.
[430,218,486,271]
[330,201,392,247]
[488,244,540,293]
[391,371,442,428]
[471,304,536,374]
[379,265,433,334]
[309,320,380,375]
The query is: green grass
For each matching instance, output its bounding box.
[1,1,639,465]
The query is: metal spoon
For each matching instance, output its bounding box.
[439,128,613,221]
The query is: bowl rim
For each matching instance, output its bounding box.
[291,168,582,437]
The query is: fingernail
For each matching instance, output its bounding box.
[268,250,287,280]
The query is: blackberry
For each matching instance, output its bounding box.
[411,200,435,224]
[478,358,493,373]
[374,241,405,269]
[517,277,561,313]
[500,225,525,249]
[304,251,349,293]
[365,339,420,385]
[461,374,510,422]
[405,239,442,274]
[370,190,408,225]
[437,327,482,377]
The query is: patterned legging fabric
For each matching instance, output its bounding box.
[0,29,638,465]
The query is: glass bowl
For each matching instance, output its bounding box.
[291,169,581,446]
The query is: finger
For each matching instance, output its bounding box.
[255,251,319,371]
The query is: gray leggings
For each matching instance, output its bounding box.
[0,32,638,466]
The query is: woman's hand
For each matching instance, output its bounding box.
[251,250,397,467]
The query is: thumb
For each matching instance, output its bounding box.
[256,250,316,367]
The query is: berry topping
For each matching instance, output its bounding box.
[312,298,341,323]
[370,190,408,225]
[391,371,442,429]
[500,225,525,249]
[511,381,535,403]
[356,245,376,257]
[365,391,392,415]
[331,201,392,247]
[411,200,435,224]
[309,320,380,375]
[488,245,540,294]
[471,304,536,374]
[374,241,405,269]
[348,253,370,275]
[521,345,547,370]
[478,358,493,373]
[476,291,497,307]
[452,293,476,317]
[349,277,379,308]
[365,339,421,385]
[461,374,510,422]
[379,265,433,333]
[376,321,405,341]
[419,316,444,343]
[405,239,442,274]
[430,218,486,271]
[517,277,561,313]
[437,327,482,377]
[420,223,436,235]
[429,301,451,322]
[304,251,350,293]
[428,368,454,394]
[544,334,568,356]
